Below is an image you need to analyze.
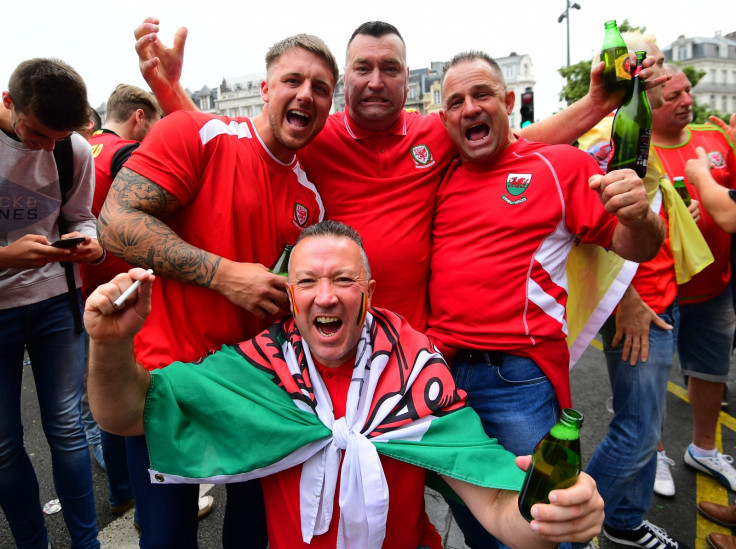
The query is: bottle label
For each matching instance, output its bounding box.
[615,53,632,81]
[635,128,651,173]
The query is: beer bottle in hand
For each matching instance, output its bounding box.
[602,20,631,92]
[607,51,652,178]
[270,244,293,277]
[518,408,583,522]
[673,176,692,206]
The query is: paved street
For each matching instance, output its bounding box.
[2,338,735,548]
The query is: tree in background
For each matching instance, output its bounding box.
[557,20,730,124]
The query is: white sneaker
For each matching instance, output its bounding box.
[197,494,215,520]
[684,444,736,491]
[654,451,676,497]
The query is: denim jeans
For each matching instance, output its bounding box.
[0,292,99,549]
[587,303,678,531]
[81,334,101,447]
[127,434,268,549]
[100,430,133,507]
[446,351,563,549]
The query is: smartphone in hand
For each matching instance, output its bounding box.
[50,237,86,248]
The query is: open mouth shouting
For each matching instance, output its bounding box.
[315,316,343,337]
[465,122,490,144]
[286,109,311,130]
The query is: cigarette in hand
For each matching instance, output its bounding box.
[113,269,154,308]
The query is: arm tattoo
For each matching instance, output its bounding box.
[99,167,220,287]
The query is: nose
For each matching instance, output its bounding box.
[462,96,481,117]
[296,81,314,105]
[366,68,384,90]
[314,279,338,306]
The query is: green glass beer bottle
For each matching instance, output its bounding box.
[601,20,631,92]
[607,51,651,178]
[673,176,692,207]
[518,408,583,522]
[270,244,293,277]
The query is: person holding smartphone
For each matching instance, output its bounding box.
[0,58,103,549]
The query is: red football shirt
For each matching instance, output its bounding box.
[653,124,736,304]
[261,358,442,549]
[123,111,324,369]
[427,139,619,407]
[299,110,456,331]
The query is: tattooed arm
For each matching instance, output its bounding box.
[97,167,289,318]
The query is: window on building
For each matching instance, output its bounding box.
[240,106,249,116]
[252,105,262,115]
[722,70,728,84]
[409,86,416,100]
[433,90,441,105]
[723,96,728,112]
[201,96,211,110]
[711,69,717,83]
[710,94,716,108]
[676,46,687,60]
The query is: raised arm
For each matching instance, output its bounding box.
[85,268,155,435]
[98,167,288,318]
[134,17,198,114]
[443,457,603,548]
[520,56,668,145]
[590,169,665,262]
[687,146,736,233]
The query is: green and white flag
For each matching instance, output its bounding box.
[145,309,524,548]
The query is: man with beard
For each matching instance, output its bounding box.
[96,35,337,548]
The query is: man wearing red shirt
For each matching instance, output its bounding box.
[651,64,736,490]
[81,83,161,520]
[85,220,605,549]
[97,35,337,549]
[428,50,664,549]
[131,19,654,332]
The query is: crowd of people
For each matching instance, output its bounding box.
[1,14,735,549]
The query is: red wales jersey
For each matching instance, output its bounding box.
[261,358,441,549]
[653,124,736,304]
[124,111,324,369]
[427,139,619,406]
[81,130,138,301]
[299,110,455,331]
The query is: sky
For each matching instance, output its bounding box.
[2,0,733,120]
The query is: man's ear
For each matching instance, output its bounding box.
[260,79,269,105]
[2,91,13,110]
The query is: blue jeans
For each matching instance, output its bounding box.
[446,351,562,549]
[100,430,133,507]
[81,334,101,447]
[587,303,678,531]
[127,435,267,549]
[0,292,99,549]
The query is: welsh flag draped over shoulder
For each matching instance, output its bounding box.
[144,308,523,548]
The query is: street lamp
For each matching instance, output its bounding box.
[558,0,581,67]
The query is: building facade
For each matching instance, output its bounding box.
[186,52,535,129]
[663,31,736,115]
